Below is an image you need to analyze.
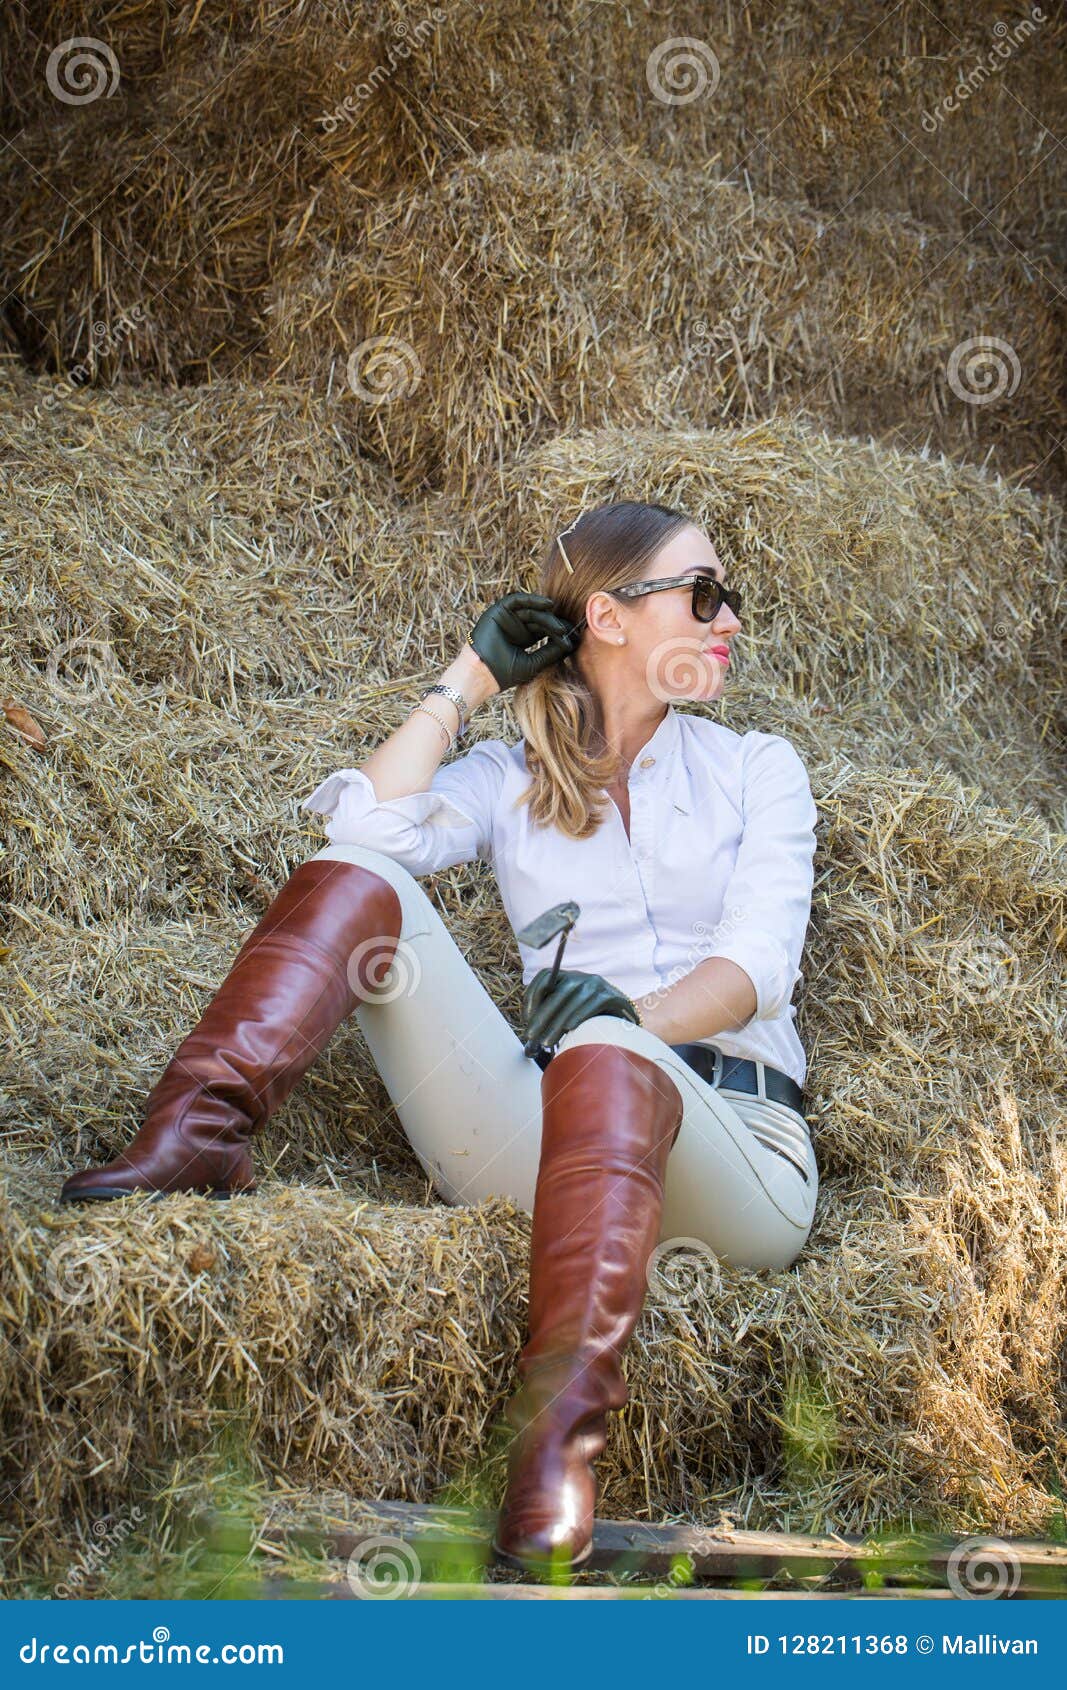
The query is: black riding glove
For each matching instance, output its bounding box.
[522,967,640,1052]
[468,592,582,693]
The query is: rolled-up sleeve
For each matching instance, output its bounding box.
[705,733,818,1023]
[299,739,511,877]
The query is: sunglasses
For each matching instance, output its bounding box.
[569,571,741,636]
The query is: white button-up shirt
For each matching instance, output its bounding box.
[300,704,818,1086]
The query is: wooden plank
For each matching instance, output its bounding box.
[198,1500,1067,1596]
[261,1577,965,1601]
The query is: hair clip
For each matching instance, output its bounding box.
[555,511,584,576]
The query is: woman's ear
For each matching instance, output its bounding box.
[582,590,624,645]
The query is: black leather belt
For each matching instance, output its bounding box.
[669,1042,806,1116]
[532,1036,806,1118]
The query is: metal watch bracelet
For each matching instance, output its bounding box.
[422,682,470,738]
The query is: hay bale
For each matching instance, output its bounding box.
[0,14,395,380]
[0,1174,530,1588]
[2,356,1065,1588]
[268,145,1065,496]
[3,2,1059,380]
[2,752,1065,1588]
[718,16,1063,256]
[3,368,1062,944]
[0,355,407,709]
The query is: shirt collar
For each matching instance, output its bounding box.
[629,704,690,813]
[519,703,691,811]
[632,702,681,767]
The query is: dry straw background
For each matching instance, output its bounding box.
[1,0,1065,1595]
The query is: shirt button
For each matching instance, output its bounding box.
[639,756,655,768]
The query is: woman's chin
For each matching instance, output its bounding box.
[678,665,724,704]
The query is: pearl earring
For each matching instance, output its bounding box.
[617,636,625,645]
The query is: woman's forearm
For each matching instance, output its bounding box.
[634,956,758,1045]
[359,645,499,802]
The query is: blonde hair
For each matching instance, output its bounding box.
[511,500,692,840]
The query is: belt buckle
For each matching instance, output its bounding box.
[710,1046,724,1088]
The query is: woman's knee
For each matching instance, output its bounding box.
[307,843,413,884]
[554,1016,688,1127]
[556,1013,658,1057]
[556,1015,691,1092]
[304,845,437,941]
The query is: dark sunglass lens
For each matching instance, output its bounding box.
[692,577,722,620]
[693,577,741,620]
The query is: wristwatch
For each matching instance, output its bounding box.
[422,682,470,739]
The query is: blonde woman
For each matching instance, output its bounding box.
[61,501,819,1575]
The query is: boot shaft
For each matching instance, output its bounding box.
[60,858,404,1201]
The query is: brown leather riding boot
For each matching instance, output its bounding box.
[59,859,403,1202]
[492,1041,684,1573]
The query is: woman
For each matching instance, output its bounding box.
[60,501,819,1575]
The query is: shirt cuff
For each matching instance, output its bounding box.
[706,931,794,1023]
[300,768,478,831]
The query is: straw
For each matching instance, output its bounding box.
[1,355,1064,1591]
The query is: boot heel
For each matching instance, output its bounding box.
[492,1539,595,1574]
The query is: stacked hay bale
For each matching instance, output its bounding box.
[6,366,1060,922]
[2,356,1065,1586]
[2,1,1060,382]
[1,768,1065,1584]
[1,0,1064,1596]
[267,146,1066,495]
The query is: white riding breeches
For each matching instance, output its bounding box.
[310,844,819,1272]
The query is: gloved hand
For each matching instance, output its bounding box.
[523,967,640,1052]
[468,592,582,694]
